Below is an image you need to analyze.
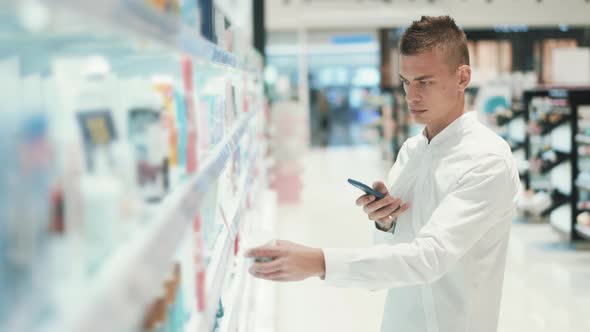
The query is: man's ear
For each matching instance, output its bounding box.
[457,65,471,92]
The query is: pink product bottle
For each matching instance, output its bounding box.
[182,56,198,175]
[193,215,206,312]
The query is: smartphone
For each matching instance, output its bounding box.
[347,178,385,199]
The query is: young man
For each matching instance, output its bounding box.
[246,16,520,332]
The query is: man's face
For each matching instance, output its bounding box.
[399,48,466,128]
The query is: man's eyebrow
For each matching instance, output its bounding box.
[399,74,434,81]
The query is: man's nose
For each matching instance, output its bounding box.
[405,86,422,105]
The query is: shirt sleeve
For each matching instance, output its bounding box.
[323,154,519,289]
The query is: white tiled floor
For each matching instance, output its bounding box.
[274,146,590,332]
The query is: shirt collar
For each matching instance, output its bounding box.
[421,111,477,147]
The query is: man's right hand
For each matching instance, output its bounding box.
[355,181,410,230]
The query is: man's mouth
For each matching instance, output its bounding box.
[410,109,428,115]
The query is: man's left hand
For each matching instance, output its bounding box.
[245,240,326,282]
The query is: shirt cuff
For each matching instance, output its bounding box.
[375,220,397,233]
[321,248,356,286]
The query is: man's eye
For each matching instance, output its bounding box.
[420,81,431,86]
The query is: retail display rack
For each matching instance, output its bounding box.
[0,1,276,332]
[519,88,590,243]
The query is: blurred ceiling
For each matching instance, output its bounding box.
[266,0,590,30]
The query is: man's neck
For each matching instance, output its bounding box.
[425,104,467,142]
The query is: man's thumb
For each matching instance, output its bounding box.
[372,181,389,195]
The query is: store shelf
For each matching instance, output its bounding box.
[183,313,201,332]
[547,192,570,237]
[223,193,276,332]
[218,255,251,332]
[45,0,259,72]
[236,192,278,332]
[509,140,525,152]
[196,112,258,193]
[203,147,259,331]
[60,111,257,332]
[540,191,571,217]
[236,264,256,332]
[576,134,590,145]
[534,116,571,136]
[539,160,568,174]
[513,109,526,119]
[551,215,572,237]
[496,109,525,126]
[575,223,590,241]
[204,228,235,328]
[576,181,590,192]
[218,183,267,332]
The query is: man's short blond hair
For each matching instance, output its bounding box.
[400,16,470,70]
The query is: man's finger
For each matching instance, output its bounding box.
[392,203,410,217]
[245,245,282,258]
[249,267,283,280]
[370,204,399,221]
[251,259,283,274]
[376,202,410,223]
[356,194,375,206]
[372,181,389,195]
[364,196,400,214]
[271,276,291,282]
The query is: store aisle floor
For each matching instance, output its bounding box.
[274,146,590,332]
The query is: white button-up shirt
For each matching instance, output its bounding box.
[323,111,521,332]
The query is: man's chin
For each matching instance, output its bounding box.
[412,115,428,124]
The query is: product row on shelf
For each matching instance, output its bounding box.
[143,0,248,53]
[0,1,276,332]
[8,0,262,72]
[494,87,590,244]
